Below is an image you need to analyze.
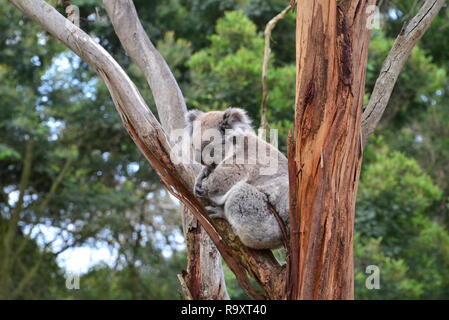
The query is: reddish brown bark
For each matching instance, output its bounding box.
[289,0,375,299]
[182,208,229,300]
[287,131,299,298]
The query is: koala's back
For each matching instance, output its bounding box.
[223,131,289,197]
[229,131,288,177]
[225,133,290,237]
[224,182,284,249]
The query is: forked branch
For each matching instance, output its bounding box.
[103,0,226,300]
[103,0,187,135]
[7,0,284,300]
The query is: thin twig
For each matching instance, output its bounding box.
[268,203,289,251]
[290,0,296,13]
[260,5,291,130]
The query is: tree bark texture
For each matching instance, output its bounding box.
[289,0,375,300]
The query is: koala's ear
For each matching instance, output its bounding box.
[221,107,252,131]
[185,109,203,135]
[185,109,203,124]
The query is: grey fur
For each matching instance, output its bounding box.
[186,107,289,249]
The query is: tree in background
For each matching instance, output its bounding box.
[0,1,183,299]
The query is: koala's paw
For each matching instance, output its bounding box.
[194,182,206,198]
[205,206,225,219]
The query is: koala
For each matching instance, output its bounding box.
[185,107,289,249]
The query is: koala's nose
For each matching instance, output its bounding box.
[195,185,205,197]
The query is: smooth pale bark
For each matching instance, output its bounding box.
[362,0,446,143]
[290,0,375,299]
[103,0,186,133]
[103,0,227,300]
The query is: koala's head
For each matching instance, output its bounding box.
[185,107,252,166]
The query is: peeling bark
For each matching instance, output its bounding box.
[290,0,374,300]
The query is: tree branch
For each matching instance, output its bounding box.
[260,5,291,130]
[361,0,446,144]
[103,0,187,135]
[1,139,34,278]
[7,0,284,299]
[102,0,227,299]
[13,153,74,262]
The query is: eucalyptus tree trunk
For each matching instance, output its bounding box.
[288,0,375,299]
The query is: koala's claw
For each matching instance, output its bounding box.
[208,213,225,220]
[205,205,223,213]
[205,206,225,219]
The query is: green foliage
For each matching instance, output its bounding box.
[67,249,186,300]
[188,11,264,116]
[366,31,447,128]
[358,140,442,254]
[156,31,192,81]
[355,140,449,299]
[0,1,182,299]
[355,236,424,299]
[0,217,65,299]
[188,10,294,145]
[355,214,449,299]
[405,216,449,298]
[223,264,248,299]
[266,65,295,142]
